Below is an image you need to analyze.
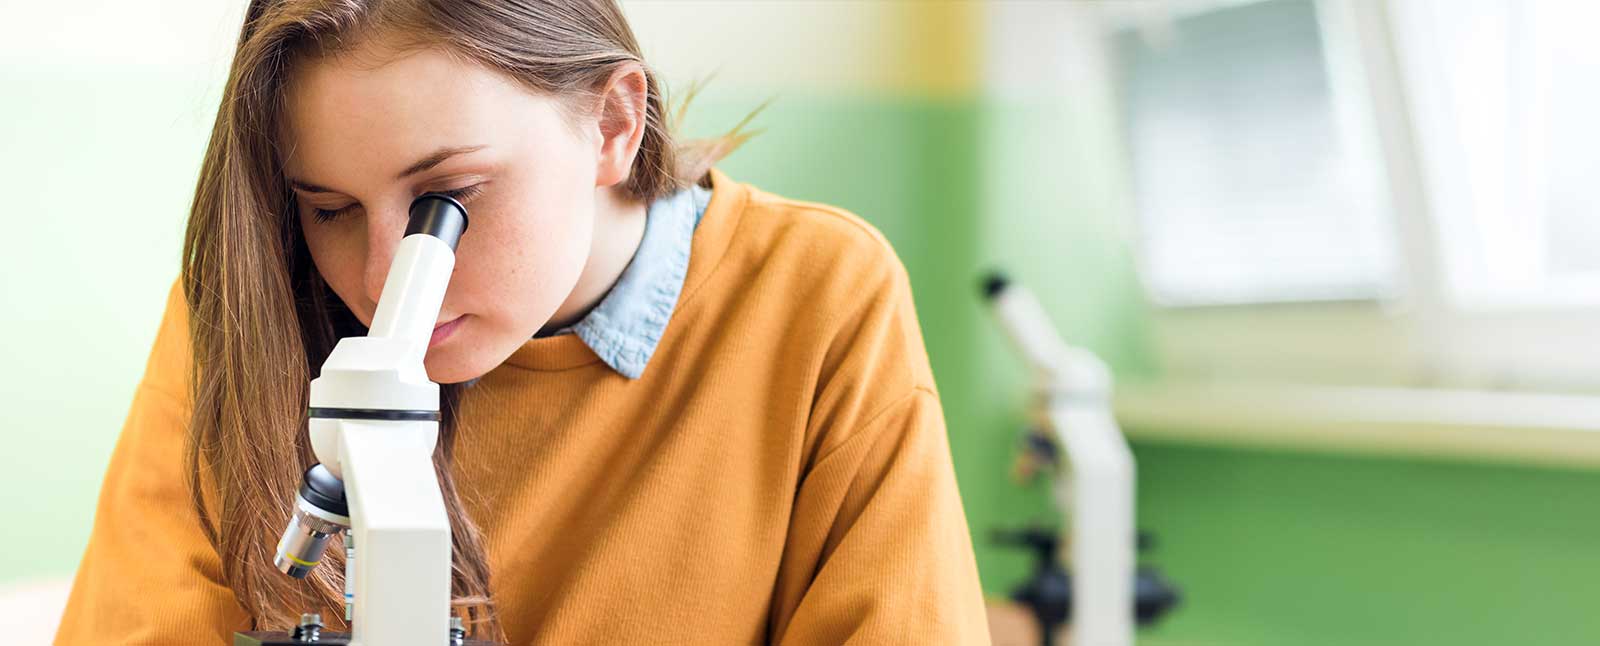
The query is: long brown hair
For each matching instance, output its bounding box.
[180,0,754,638]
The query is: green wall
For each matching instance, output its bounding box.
[1,64,207,583]
[1132,442,1600,645]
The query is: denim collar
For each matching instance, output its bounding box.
[536,184,710,379]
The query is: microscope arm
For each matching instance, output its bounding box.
[337,419,450,646]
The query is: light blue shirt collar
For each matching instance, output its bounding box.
[537,184,710,379]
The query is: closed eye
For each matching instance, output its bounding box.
[310,203,356,224]
[427,184,484,206]
[310,184,484,224]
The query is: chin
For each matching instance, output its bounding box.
[422,318,537,386]
[425,360,482,386]
[423,350,481,386]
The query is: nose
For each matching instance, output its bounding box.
[362,207,408,308]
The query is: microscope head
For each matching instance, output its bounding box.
[979,270,1112,397]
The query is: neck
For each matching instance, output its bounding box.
[541,186,647,333]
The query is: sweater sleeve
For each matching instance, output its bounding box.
[769,386,990,644]
[54,278,250,645]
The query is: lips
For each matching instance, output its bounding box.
[430,316,464,348]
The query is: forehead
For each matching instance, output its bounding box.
[278,41,549,178]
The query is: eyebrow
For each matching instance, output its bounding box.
[288,144,487,194]
[395,144,487,180]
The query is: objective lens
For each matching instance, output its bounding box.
[274,501,347,578]
[274,464,350,579]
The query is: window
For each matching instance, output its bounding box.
[1112,0,1396,306]
[1107,0,1600,392]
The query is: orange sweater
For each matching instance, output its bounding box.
[55,169,990,645]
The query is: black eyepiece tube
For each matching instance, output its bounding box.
[406,193,470,251]
[980,270,1011,302]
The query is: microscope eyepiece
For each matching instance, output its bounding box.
[980,270,1011,302]
[274,464,350,579]
[406,193,470,251]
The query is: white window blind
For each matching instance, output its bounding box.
[1113,0,1397,306]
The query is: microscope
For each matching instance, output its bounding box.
[234,194,495,646]
[980,272,1179,646]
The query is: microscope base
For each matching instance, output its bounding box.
[233,631,500,645]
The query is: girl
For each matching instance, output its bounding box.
[55,1,987,643]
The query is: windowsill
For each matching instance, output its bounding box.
[1112,381,1600,469]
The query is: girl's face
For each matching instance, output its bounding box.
[281,41,608,384]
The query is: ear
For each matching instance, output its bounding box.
[592,63,650,189]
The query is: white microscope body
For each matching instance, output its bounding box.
[270,195,469,646]
[986,276,1136,646]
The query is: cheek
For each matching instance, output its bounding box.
[452,120,601,316]
[299,217,371,320]
[451,178,594,325]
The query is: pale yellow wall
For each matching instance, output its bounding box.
[622,0,981,97]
